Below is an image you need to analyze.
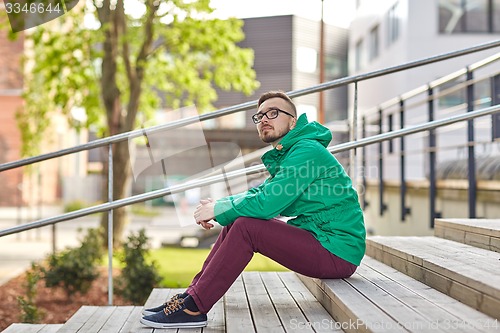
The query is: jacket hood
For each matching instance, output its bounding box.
[276,113,332,151]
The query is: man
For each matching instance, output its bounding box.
[141,90,366,329]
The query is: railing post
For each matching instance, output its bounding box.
[466,68,477,218]
[428,86,439,228]
[399,99,411,221]
[378,108,387,216]
[490,75,500,141]
[108,143,114,306]
[350,81,359,187]
[362,116,369,210]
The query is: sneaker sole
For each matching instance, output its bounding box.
[140,317,208,329]
[142,310,160,316]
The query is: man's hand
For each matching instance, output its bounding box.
[194,198,216,230]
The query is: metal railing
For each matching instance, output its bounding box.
[361,50,500,227]
[2,39,500,305]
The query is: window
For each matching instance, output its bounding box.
[325,56,347,78]
[439,0,500,33]
[355,38,364,71]
[369,25,380,61]
[296,47,317,74]
[387,2,401,45]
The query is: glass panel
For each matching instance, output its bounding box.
[325,57,347,78]
[494,0,500,32]
[465,0,488,32]
[387,1,400,44]
[438,79,466,108]
[369,25,380,61]
[355,39,363,71]
[439,0,465,33]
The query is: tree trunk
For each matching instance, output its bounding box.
[100,140,131,248]
[97,0,156,247]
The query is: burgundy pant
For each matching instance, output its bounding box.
[186,217,357,313]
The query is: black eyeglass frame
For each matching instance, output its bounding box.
[251,107,295,124]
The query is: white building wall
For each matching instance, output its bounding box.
[350,0,500,181]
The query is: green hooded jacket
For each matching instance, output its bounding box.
[214,114,366,266]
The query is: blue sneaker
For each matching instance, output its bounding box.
[140,296,208,329]
[142,293,185,316]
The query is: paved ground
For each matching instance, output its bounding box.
[0,205,203,286]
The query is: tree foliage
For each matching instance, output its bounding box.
[13,0,259,244]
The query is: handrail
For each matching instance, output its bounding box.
[2,103,499,238]
[377,51,500,112]
[2,39,500,172]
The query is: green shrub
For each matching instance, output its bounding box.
[42,228,105,299]
[130,203,160,217]
[63,200,89,213]
[17,263,43,323]
[115,229,162,304]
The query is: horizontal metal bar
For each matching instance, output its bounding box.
[376,51,500,113]
[2,103,499,238]
[329,103,500,154]
[2,40,500,172]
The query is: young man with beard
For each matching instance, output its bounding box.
[141,90,366,329]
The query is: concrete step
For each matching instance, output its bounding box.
[366,236,500,320]
[434,218,500,252]
[2,324,63,333]
[300,256,499,333]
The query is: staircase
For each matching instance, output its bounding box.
[3,219,500,332]
[301,218,500,333]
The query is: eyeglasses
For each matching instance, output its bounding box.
[251,108,295,124]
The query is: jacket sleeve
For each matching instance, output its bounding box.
[214,141,327,226]
[215,179,268,205]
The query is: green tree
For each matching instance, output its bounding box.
[13,0,259,246]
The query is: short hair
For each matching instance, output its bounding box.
[257,90,297,116]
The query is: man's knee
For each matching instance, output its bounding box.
[232,217,267,235]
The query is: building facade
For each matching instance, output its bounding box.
[215,15,349,127]
[349,0,500,235]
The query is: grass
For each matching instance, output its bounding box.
[149,247,289,288]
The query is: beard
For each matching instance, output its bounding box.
[259,126,290,143]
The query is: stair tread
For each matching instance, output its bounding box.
[300,256,500,333]
[368,236,500,295]
[436,218,500,230]
[45,272,340,333]
[435,219,500,236]
[2,324,63,333]
[367,236,500,320]
[434,219,500,253]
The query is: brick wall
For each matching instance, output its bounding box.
[0,30,23,90]
[0,29,24,206]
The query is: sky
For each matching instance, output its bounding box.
[91,0,356,29]
[209,0,356,28]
